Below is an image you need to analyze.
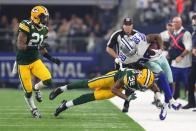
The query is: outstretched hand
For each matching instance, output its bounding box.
[51,58,61,65]
[127,93,137,102]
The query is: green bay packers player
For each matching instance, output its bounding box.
[49,68,155,117]
[16,5,60,118]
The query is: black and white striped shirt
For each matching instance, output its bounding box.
[107,29,138,55]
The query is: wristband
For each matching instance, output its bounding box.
[43,53,53,61]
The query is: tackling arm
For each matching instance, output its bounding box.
[111,79,136,101]
[111,79,128,100]
[152,83,160,92]
[106,46,122,67]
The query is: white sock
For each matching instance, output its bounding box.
[169,98,175,105]
[12,61,18,75]
[60,85,67,91]
[34,81,46,90]
[66,100,74,108]
[164,103,169,108]
[24,96,37,110]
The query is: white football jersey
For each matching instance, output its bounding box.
[118,32,150,64]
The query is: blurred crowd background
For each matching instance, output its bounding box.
[0,0,195,99]
[0,0,195,53]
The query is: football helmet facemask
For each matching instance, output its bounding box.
[31,5,49,28]
[120,36,136,57]
[136,69,154,90]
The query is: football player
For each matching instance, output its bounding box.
[107,18,151,113]
[16,5,60,118]
[49,68,155,117]
[143,34,182,120]
[117,33,182,120]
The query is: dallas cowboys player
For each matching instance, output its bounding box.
[117,32,181,120]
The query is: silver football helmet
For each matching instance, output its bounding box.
[120,36,136,57]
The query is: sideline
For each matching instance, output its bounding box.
[109,90,196,131]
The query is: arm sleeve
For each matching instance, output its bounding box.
[183,31,192,51]
[107,31,119,48]
[192,35,196,48]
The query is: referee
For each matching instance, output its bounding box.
[106,17,142,112]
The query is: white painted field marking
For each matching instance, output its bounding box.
[109,90,196,131]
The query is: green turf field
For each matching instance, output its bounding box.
[0,88,144,131]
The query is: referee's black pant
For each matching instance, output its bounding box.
[188,61,196,106]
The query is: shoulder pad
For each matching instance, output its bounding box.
[19,20,31,33]
[22,20,31,24]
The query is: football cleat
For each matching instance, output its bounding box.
[31,108,41,118]
[34,89,42,102]
[49,87,63,100]
[169,99,182,110]
[171,102,182,110]
[54,100,67,117]
[159,103,168,120]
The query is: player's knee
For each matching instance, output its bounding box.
[25,92,32,98]
[43,79,52,87]
[158,71,165,78]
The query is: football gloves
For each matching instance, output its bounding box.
[127,93,137,102]
[115,57,120,64]
[153,92,163,108]
[51,58,61,65]
[43,53,61,65]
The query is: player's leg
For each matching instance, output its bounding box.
[50,71,116,100]
[54,93,96,117]
[183,63,196,109]
[160,55,174,95]
[147,60,181,120]
[145,60,163,108]
[49,80,88,100]
[158,71,181,120]
[31,59,52,102]
[180,67,190,99]
[54,88,119,117]
[171,67,181,99]
[18,65,41,118]
[54,73,116,116]
[53,79,102,116]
